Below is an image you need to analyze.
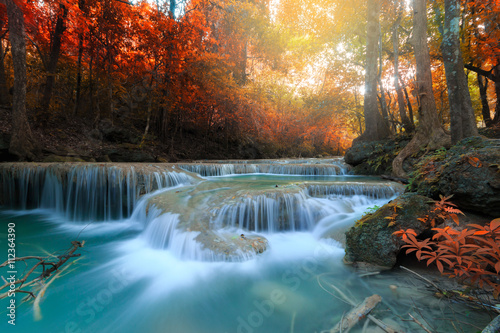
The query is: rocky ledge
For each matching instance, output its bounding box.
[343,193,434,269]
[408,137,500,217]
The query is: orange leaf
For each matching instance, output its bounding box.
[436,260,444,273]
[467,156,482,167]
[491,218,500,232]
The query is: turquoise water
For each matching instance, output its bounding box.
[0,171,492,333]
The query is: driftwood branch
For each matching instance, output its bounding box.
[408,313,433,333]
[400,266,444,293]
[318,274,403,332]
[330,294,382,333]
[482,315,500,333]
[0,241,84,299]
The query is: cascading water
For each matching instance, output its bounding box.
[0,163,195,221]
[0,160,490,333]
[177,157,351,177]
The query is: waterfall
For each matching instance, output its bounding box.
[142,212,260,261]
[210,192,316,232]
[306,182,404,200]
[0,160,402,262]
[0,164,195,221]
[178,161,350,176]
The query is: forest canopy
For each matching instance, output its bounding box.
[0,0,499,161]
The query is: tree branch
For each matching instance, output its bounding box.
[464,64,498,82]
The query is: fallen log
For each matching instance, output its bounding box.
[482,315,500,333]
[330,294,382,333]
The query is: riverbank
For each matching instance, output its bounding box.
[343,133,500,331]
[0,107,338,163]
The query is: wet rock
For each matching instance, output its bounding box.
[344,193,434,269]
[195,231,268,260]
[344,135,412,175]
[409,137,500,217]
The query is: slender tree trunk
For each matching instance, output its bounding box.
[0,19,10,105]
[393,9,414,133]
[401,80,415,127]
[392,0,450,178]
[40,4,67,115]
[3,0,38,160]
[357,0,390,143]
[89,53,94,116]
[378,31,390,133]
[441,0,477,144]
[74,33,83,116]
[494,62,500,124]
[377,77,389,129]
[0,37,10,105]
[477,74,491,127]
[238,40,248,86]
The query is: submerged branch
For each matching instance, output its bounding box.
[0,241,84,300]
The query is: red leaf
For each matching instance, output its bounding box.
[436,260,444,273]
[491,218,500,232]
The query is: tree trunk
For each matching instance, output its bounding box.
[494,62,500,124]
[357,0,390,143]
[477,74,491,127]
[392,0,450,178]
[401,81,415,127]
[238,40,248,86]
[3,0,38,160]
[0,34,10,105]
[393,8,414,133]
[378,77,390,131]
[40,4,67,115]
[0,19,10,105]
[74,33,83,116]
[441,0,477,144]
[378,30,391,133]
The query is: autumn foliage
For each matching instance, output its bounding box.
[394,197,500,298]
[0,0,355,158]
[1,0,499,159]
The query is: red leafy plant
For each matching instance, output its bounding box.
[394,196,500,298]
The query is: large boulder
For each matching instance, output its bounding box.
[344,135,411,175]
[344,193,434,269]
[409,137,500,217]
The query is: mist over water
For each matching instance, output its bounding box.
[0,161,491,332]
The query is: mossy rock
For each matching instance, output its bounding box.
[344,193,434,269]
[345,135,412,175]
[409,137,500,217]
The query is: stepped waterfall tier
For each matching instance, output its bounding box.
[0,159,491,333]
[0,163,198,221]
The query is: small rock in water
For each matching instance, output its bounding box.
[389,285,399,297]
